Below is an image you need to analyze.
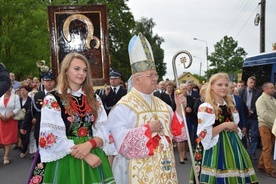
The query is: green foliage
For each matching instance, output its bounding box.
[192,74,206,84]
[0,0,49,80]
[206,36,247,80]
[132,17,165,80]
[103,0,135,82]
[0,0,166,83]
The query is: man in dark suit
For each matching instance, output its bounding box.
[186,80,200,100]
[239,76,261,160]
[0,63,11,97]
[165,81,176,111]
[99,69,127,114]
[229,82,247,148]
[153,81,172,107]
[20,72,56,148]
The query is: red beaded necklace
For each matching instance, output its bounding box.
[70,95,91,117]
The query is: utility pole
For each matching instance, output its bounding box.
[260,0,266,53]
[193,56,202,76]
[193,38,208,71]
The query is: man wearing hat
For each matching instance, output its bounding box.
[20,72,56,157]
[99,69,127,114]
[106,33,186,183]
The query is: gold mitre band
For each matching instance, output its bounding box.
[128,33,156,74]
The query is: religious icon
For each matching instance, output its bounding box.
[48,5,110,86]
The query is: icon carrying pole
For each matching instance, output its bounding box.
[172,50,199,184]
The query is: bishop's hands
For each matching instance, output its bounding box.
[148,119,163,133]
[174,90,186,118]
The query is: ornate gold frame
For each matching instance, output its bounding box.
[47,5,109,86]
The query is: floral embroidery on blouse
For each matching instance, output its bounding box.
[198,118,204,124]
[42,97,61,111]
[198,106,214,114]
[39,132,58,149]
[197,106,213,125]
[196,130,207,144]
[199,130,207,139]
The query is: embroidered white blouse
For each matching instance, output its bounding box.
[197,101,242,150]
[39,88,116,162]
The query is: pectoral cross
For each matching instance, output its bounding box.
[153,114,158,120]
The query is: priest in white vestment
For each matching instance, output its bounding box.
[106,33,186,184]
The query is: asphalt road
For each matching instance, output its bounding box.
[0,146,276,183]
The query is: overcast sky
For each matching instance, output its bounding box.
[127,0,276,80]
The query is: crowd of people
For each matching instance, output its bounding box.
[1,32,276,183]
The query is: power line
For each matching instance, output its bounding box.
[221,0,247,34]
[212,0,246,41]
[225,0,255,36]
[234,5,259,38]
[212,0,256,42]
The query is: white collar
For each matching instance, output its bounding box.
[112,86,119,90]
[44,89,54,94]
[133,87,152,104]
[216,99,227,106]
[67,87,85,97]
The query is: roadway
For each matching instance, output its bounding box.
[0,146,276,183]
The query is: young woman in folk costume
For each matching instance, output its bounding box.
[28,53,115,184]
[190,73,258,184]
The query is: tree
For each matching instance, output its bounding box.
[102,0,135,82]
[0,0,49,80]
[0,0,167,84]
[207,36,247,80]
[132,17,165,80]
[193,74,206,85]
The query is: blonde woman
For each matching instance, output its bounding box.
[190,73,258,184]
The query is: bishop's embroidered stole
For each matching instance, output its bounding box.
[117,90,178,184]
